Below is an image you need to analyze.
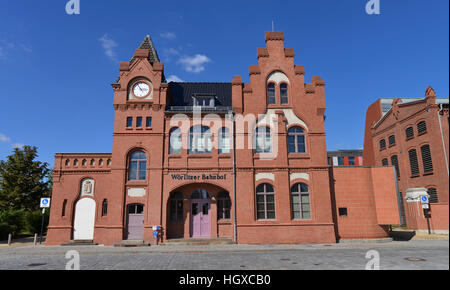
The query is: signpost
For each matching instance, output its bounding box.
[420,195,431,235]
[39,198,51,244]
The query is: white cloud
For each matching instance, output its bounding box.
[99,34,118,62]
[160,32,176,40]
[177,54,211,73]
[0,133,11,143]
[166,75,184,82]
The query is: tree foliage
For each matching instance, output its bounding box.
[0,146,51,212]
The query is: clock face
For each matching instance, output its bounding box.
[132,82,150,98]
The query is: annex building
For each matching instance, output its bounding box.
[363,90,449,233]
[47,32,401,246]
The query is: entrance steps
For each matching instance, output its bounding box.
[161,238,235,246]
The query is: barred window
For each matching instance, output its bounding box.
[391,155,400,178]
[388,135,396,146]
[421,145,433,173]
[427,188,439,204]
[408,149,420,176]
[382,158,389,167]
[379,139,386,150]
[406,127,414,139]
[417,121,427,135]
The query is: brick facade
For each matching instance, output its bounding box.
[47,32,401,246]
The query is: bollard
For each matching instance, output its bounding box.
[34,233,38,246]
[7,234,12,246]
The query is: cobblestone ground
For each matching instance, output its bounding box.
[0,240,448,270]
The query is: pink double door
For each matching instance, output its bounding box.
[190,199,211,238]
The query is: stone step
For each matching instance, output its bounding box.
[161,238,235,246]
[61,240,98,246]
[114,240,151,247]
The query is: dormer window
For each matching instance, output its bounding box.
[193,95,215,107]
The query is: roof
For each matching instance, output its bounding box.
[129,35,160,66]
[380,97,449,116]
[114,35,165,84]
[167,82,232,107]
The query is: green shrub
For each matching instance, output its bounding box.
[25,210,49,235]
[0,209,26,237]
[0,222,13,240]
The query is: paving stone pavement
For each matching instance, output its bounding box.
[0,240,448,270]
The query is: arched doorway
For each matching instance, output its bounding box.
[73,198,96,240]
[190,189,211,238]
[125,204,145,240]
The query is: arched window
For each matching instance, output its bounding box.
[280,83,289,104]
[406,127,414,140]
[417,121,427,135]
[169,127,182,154]
[291,183,311,219]
[128,150,147,181]
[191,189,210,199]
[169,192,184,222]
[189,126,212,154]
[267,83,276,105]
[102,199,108,217]
[382,158,389,166]
[288,127,306,153]
[379,139,386,150]
[427,188,439,203]
[65,159,70,167]
[255,127,272,153]
[218,128,230,154]
[408,149,419,176]
[391,155,400,178]
[218,192,231,220]
[420,144,433,173]
[388,135,396,147]
[256,183,275,220]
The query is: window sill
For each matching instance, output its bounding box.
[168,154,182,158]
[388,144,396,148]
[145,127,153,131]
[423,171,434,176]
[188,154,212,158]
[218,153,231,158]
[126,127,133,130]
[288,153,310,159]
[418,132,427,137]
[406,137,414,141]
[410,174,420,178]
[218,220,232,225]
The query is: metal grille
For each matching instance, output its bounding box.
[408,149,420,175]
[417,121,427,135]
[391,155,400,178]
[421,145,433,173]
[397,192,407,226]
[406,127,414,139]
[379,139,386,150]
[388,135,396,146]
[427,188,439,203]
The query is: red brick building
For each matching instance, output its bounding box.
[47,32,400,246]
[363,89,449,233]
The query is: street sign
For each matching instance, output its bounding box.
[40,198,51,208]
[420,195,429,204]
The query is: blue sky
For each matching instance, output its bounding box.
[0,0,448,167]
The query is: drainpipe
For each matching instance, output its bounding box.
[438,104,449,177]
[228,111,237,243]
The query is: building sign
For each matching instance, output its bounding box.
[171,174,228,181]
